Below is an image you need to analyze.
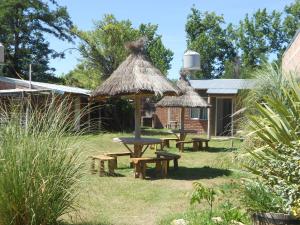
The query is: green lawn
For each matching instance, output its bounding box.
[66,130,247,225]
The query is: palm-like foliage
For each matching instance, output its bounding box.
[245,68,300,215]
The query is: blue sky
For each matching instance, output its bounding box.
[49,0,294,80]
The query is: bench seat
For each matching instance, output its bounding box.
[160,137,179,148]
[155,151,180,170]
[104,152,132,168]
[131,157,169,179]
[90,155,115,176]
[191,138,210,150]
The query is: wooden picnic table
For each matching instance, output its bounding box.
[169,129,198,141]
[113,137,162,158]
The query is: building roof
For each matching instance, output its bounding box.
[0,76,91,96]
[0,89,51,97]
[91,38,178,98]
[190,79,256,94]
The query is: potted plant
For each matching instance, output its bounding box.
[242,67,300,224]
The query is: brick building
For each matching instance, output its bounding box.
[154,79,256,136]
[282,29,300,75]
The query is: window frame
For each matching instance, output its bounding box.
[189,97,208,121]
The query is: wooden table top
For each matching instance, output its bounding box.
[113,137,162,145]
[170,129,198,134]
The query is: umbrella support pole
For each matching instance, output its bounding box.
[134,95,141,139]
[180,107,185,140]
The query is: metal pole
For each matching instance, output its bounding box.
[29,64,32,89]
[207,96,211,139]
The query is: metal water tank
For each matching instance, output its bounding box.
[183,50,200,71]
[0,43,4,63]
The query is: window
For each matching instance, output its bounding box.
[190,108,208,120]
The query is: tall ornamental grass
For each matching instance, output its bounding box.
[0,97,84,225]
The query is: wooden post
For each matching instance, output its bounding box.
[134,95,141,139]
[99,160,105,177]
[207,96,211,139]
[180,107,185,140]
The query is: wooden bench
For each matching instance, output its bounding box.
[104,152,132,168]
[131,157,169,179]
[90,155,115,176]
[155,151,181,170]
[160,137,179,148]
[176,141,193,152]
[192,138,210,151]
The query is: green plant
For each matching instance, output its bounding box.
[241,179,284,213]
[0,97,84,225]
[244,66,300,215]
[190,182,217,218]
[221,201,250,224]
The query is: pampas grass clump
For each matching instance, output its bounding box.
[0,97,84,225]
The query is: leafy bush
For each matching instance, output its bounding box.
[0,98,84,225]
[244,66,300,215]
[241,180,284,213]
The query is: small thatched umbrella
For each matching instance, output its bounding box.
[156,71,211,138]
[91,37,178,154]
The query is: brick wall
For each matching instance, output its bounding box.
[0,81,16,89]
[154,107,208,134]
[282,31,300,76]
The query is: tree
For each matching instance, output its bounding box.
[284,0,300,39]
[62,63,100,89]
[185,8,236,79]
[236,9,286,69]
[0,0,74,82]
[71,14,173,84]
[187,1,300,79]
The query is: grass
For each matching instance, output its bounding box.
[64,129,247,225]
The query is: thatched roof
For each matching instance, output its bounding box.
[156,72,211,108]
[91,38,178,98]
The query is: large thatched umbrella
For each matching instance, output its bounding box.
[91,38,178,154]
[156,72,211,138]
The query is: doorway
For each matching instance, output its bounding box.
[216,98,232,136]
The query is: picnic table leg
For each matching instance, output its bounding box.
[155,161,162,176]
[205,141,209,150]
[99,160,105,177]
[161,161,168,178]
[133,144,143,157]
[140,162,146,179]
[174,159,179,170]
[108,160,115,175]
[179,143,184,152]
[193,141,199,151]
[199,141,203,151]
[111,156,118,169]
[90,158,96,174]
[134,163,140,178]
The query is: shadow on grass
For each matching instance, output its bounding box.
[205,147,238,153]
[146,166,231,180]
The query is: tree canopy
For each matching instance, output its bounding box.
[0,0,74,82]
[186,1,300,79]
[64,14,173,88]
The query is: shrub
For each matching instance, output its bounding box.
[0,98,84,225]
[244,66,300,215]
[241,180,284,213]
